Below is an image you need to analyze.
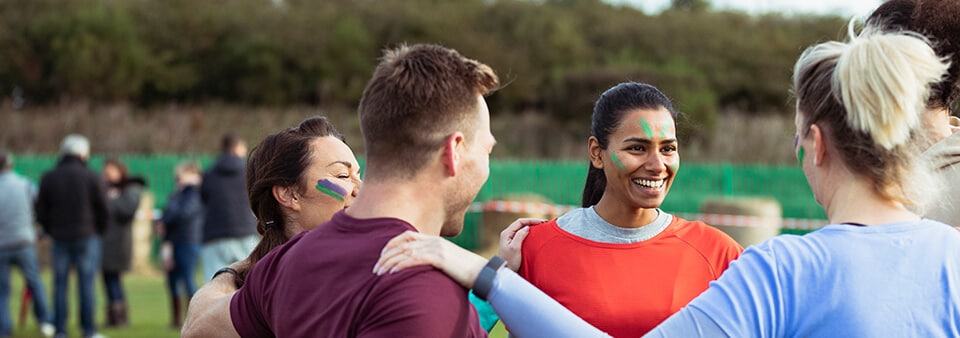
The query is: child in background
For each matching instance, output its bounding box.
[159,161,204,329]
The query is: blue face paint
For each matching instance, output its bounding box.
[315,179,346,201]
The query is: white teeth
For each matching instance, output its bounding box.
[632,178,664,188]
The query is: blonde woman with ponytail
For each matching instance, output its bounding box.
[375,28,960,337]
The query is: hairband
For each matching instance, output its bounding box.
[264,220,276,229]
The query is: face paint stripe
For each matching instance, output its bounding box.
[797,146,805,164]
[659,125,668,139]
[639,118,655,138]
[315,184,346,201]
[611,152,626,171]
[317,179,348,196]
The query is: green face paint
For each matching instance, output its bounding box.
[659,125,669,139]
[797,146,805,164]
[669,161,680,173]
[639,118,655,138]
[611,152,626,171]
[315,182,346,202]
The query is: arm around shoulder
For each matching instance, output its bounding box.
[181,272,242,338]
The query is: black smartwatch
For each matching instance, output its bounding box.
[213,267,244,288]
[473,256,507,301]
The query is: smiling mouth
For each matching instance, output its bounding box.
[632,177,666,190]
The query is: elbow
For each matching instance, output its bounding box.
[181,323,209,338]
[180,323,197,338]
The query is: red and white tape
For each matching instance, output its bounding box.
[468,201,826,231]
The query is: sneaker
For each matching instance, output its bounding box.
[39,323,55,338]
[84,333,107,338]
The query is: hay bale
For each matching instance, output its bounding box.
[699,197,782,247]
[130,192,159,276]
[478,193,555,257]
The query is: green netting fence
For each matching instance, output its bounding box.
[13,155,824,249]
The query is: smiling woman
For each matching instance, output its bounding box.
[238,116,362,283]
[514,82,743,336]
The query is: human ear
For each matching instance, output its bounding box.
[272,185,300,212]
[588,136,604,169]
[442,132,465,177]
[810,124,826,166]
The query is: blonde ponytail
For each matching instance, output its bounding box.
[834,24,949,150]
[793,23,950,210]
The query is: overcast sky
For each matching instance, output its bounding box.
[612,0,884,16]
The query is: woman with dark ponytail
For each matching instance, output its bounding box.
[515,82,743,336]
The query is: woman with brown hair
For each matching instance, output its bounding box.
[238,116,362,283]
[100,158,145,328]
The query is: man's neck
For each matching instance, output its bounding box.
[345,179,446,236]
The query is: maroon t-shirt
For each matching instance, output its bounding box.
[230,211,486,337]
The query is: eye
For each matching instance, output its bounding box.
[627,145,646,152]
[336,173,351,179]
[661,145,677,153]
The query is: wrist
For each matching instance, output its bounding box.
[212,267,244,289]
[473,256,507,301]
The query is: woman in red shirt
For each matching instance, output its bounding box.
[513,82,742,337]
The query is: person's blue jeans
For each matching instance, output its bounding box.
[0,244,51,337]
[52,237,100,337]
[102,272,124,302]
[167,243,200,298]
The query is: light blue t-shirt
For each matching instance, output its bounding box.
[487,219,960,337]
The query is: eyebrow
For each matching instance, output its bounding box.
[327,161,353,169]
[622,137,677,145]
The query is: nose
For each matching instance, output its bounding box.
[642,152,667,172]
[351,178,361,197]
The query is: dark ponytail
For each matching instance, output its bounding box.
[581,166,606,207]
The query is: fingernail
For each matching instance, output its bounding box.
[373,263,380,274]
[389,266,398,274]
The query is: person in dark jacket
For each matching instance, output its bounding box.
[199,134,258,280]
[99,158,144,328]
[35,134,108,338]
[161,161,204,329]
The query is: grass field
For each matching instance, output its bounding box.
[6,269,509,338]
